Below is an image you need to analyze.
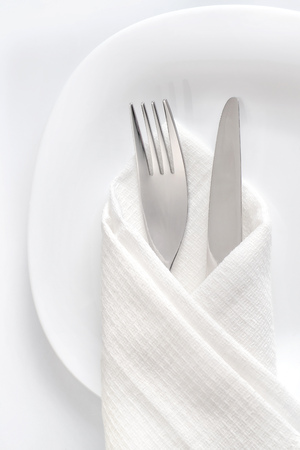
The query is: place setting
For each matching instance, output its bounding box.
[28,5,300,448]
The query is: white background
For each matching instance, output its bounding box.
[2,1,300,448]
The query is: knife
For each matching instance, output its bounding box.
[207,97,242,275]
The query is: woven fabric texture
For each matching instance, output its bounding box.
[101,127,300,449]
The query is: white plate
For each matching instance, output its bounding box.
[28,5,300,398]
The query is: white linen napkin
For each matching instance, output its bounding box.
[101,127,300,449]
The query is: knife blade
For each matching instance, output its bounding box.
[207,97,242,275]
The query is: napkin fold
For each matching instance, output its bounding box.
[101,127,300,449]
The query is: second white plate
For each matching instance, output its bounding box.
[29,5,300,398]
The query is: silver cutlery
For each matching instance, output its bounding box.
[207,97,242,274]
[130,100,188,270]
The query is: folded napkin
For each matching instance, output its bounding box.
[101,127,300,449]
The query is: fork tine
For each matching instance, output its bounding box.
[163,99,184,174]
[141,103,162,175]
[130,104,151,176]
[151,101,171,175]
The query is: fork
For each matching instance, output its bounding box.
[130,99,188,270]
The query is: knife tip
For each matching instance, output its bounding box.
[226,97,239,106]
